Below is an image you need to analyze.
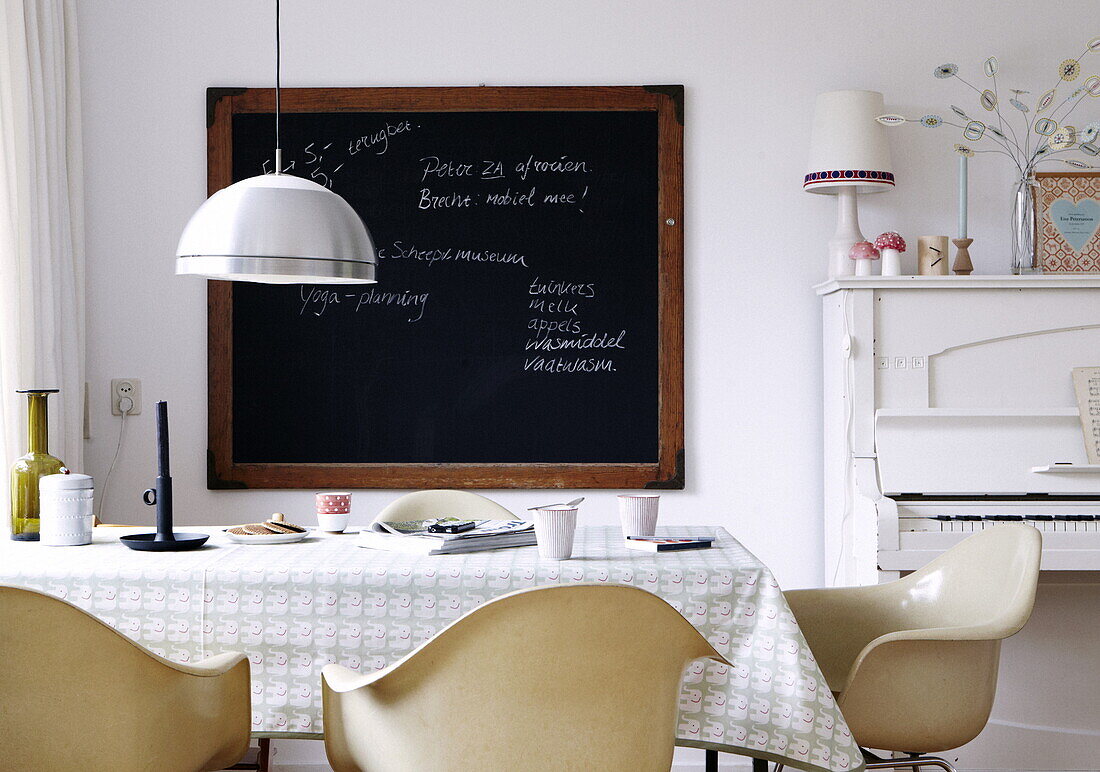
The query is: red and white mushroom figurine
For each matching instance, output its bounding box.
[848,241,881,276]
[873,232,906,276]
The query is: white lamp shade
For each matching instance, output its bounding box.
[804,90,894,195]
[176,173,377,284]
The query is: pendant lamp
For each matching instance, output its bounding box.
[175,0,376,284]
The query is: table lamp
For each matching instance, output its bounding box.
[804,90,895,277]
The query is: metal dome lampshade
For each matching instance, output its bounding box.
[175,171,376,284]
[175,0,377,285]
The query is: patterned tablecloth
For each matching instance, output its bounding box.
[0,525,862,772]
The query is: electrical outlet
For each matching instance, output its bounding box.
[877,357,890,370]
[111,378,142,415]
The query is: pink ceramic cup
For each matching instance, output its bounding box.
[315,492,352,532]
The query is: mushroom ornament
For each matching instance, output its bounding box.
[873,232,906,275]
[848,241,881,276]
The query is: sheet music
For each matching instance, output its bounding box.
[1072,366,1100,465]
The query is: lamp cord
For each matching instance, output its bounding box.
[274,0,281,170]
[96,408,128,524]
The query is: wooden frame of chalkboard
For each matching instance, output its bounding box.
[206,86,684,490]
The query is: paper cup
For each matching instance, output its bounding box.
[618,494,659,537]
[533,506,577,559]
[316,492,351,532]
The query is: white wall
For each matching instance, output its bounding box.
[76,1,1100,769]
[79,0,1064,586]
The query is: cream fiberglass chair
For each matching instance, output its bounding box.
[374,488,517,523]
[322,584,728,772]
[0,585,251,772]
[783,526,1041,772]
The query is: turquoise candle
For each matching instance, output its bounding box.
[958,155,968,239]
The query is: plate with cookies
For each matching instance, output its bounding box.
[224,513,312,544]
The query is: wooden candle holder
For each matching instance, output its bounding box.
[952,238,974,276]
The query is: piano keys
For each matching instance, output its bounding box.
[918,514,1100,532]
[886,500,1100,571]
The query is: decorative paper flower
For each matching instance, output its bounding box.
[963,120,986,140]
[922,43,1100,181]
[1035,117,1058,136]
[875,114,907,126]
[1060,59,1081,81]
[1050,126,1076,150]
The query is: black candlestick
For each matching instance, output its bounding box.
[156,400,170,477]
[152,401,175,541]
[120,400,209,552]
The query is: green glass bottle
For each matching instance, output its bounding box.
[10,389,68,540]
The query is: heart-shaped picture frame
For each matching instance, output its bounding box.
[1050,197,1100,252]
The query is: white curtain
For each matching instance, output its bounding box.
[0,0,85,527]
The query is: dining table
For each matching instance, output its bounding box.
[0,524,863,772]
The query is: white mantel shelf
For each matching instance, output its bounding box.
[815,275,1100,295]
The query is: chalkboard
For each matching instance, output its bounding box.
[206,87,683,489]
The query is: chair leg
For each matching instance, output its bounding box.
[224,737,272,771]
[705,749,718,772]
[752,759,768,772]
[257,738,271,772]
[864,756,957,772]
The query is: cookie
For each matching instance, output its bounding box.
[265,521,304,534]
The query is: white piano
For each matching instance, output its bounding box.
[818,275,1100,770]
[817,275,1100,584]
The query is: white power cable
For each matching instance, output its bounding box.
[831,291,855,586]
[96,399,131,523]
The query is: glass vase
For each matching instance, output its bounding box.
[10,389,68,540]
[1011,174,1041,274]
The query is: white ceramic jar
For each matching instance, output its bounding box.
[39,473,94,546]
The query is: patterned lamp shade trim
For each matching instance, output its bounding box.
[804,169,896,188]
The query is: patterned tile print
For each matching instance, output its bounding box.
[1,526,861,772]
[1038,174,1100,272]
